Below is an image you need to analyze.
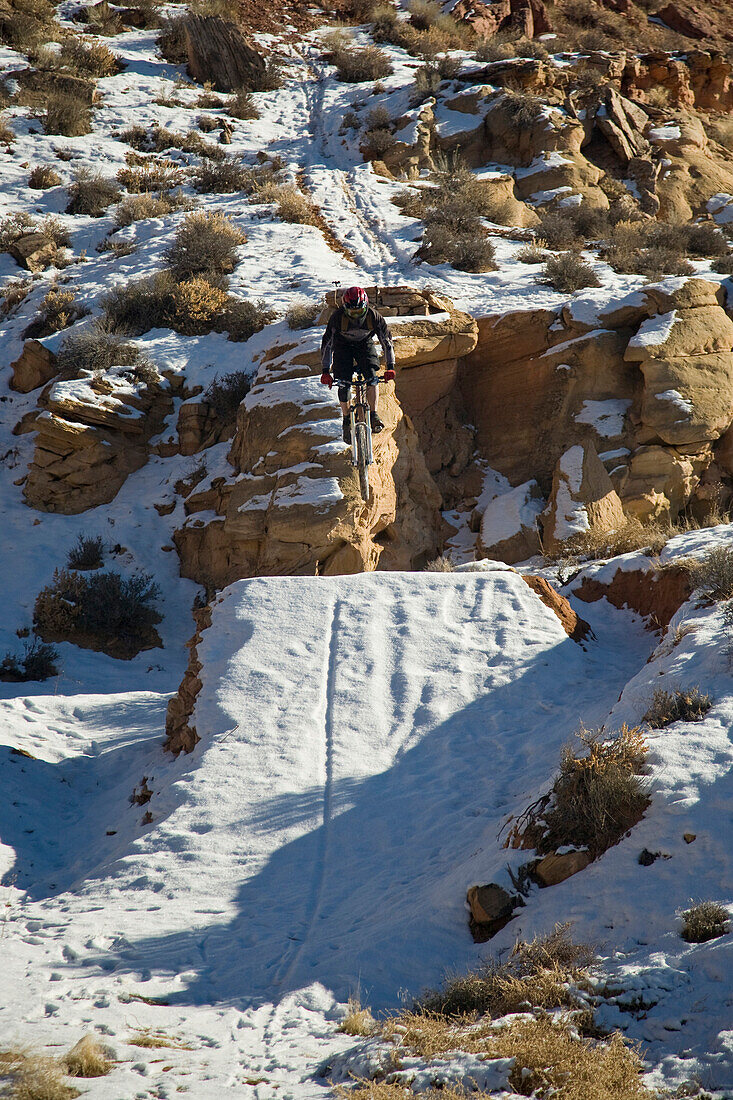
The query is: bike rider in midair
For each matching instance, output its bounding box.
[320,286,396,444]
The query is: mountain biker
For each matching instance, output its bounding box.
[320,286,396,444]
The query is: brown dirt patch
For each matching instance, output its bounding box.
[573,565,692,632]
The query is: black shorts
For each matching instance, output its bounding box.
[332,340,380,401]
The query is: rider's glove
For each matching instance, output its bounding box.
[384,369,395,382]
[320,372,333,388]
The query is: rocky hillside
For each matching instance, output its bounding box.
[1,0,733,1095]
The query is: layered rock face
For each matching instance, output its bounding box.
[174,288,478,587]
[464,278,733,552]
[23,366,172,514]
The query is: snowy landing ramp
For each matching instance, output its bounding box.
[179,568,646,1008]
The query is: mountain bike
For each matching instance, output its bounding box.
[346,371,385,503]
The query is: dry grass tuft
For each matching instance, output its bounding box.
[546,517,673,564]
[61,1035,113,1078]
[680,901,729,943]
[424,555,455,572]
[330,42,393,83]
[527,726,649,860]
[255,183,319,226]
[1,278,32,316]
[643,686,711,729]
[43,92,91,137]
[339,998,378,1037]
[165,209,246,282]
[684,545,733,600]
[117,161,186,194]
[203,369,250,420]
[228,87,260,119]
[127,1028,192,1049]
[0,1050,80,1100]
[65,167,121,216]
[28,164,61,189]
[286,301,321,330]
[113,189,192,227]
[416,924,594,1020]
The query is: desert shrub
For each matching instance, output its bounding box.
[0,211,68,251]
[157,15,187,62]
[516,239,548,263]
[551,517,671,563]
[540,252,601,292]
[424,554,454,572]
[96,237,138,258]
[43,92,91,136]
[0,114,14,145]
[680,901,729,943]
[62,1035,113,1078]
[516,35,549,59]
[0,0,59,52]
[686,221,729,257]
[192,157,253,193]
[526,725,649,860]
[65,167,121,216]
[331,43,393,83]
[253,58,284,91]
[228,87,259,119]
[1,278,32,315]
[197,114,218,133]
[1,636,59,681]
[286,300,320,329]
[102,272,273,340]
[420,222,496,272]
[117,162,186,193]
[502,90,545,127]
[475,36,514,61]
[412,62,441,103]
[643,686,711,729]
[417,924,595,1018]
[365,104,390,131]
[67,533,104,570]
[712,253,733,274]
[612,245,694,280]
[24,286,87,338]
[257,183,319,225]
[34,568,162,657]
[537,207,614,251]
[113,189,191,227]
[684,544,733,599]
[408,0,445,30]
[203,369,250,419]
[225,297,276,341]
[362,126,394,156]
[59,36,120,76]
[56,320,155,376]
[604,220,720,278]
[28,163,61,188]
[165,210,246,281]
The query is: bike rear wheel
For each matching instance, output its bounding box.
[354,421,371,502]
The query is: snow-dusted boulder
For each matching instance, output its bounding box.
[477,479,544,564]
[543,443,625,553]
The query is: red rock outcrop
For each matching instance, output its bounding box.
[573,564,692,630]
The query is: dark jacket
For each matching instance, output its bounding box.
[320,306,395,373]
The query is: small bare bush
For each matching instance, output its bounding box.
[420,223,496,272]
[362,126,394,156]
[65,167,121,216]
[62,1035,113,1078]
[712,253,733,274]
[475,36,515,61]
[339,998,377,1037]
[540,253,601,292]
[225,297,276,341]
[28,164,61,188]
[165,210,246,281]
[274,184,319,225]
[424,554,454,572]
[332,43,393,83]
[203,370,251,419]
[1,278,32,315]
[157,15,187,62]
[192,158,253,194]
[34,568,162,658]
[528,726,649,859]
[228,87,259,119]
[59,36,120,76]
[24,286,87,338]
[117,162,185,193]
[417,924,594,1018]
[685,544,733,599]
[113,189,191,227]
[286,301,320,329]
[67,533,104,570]
[56,320,154,376]
[516,239,548,264]
[643,686,711,729]
[1,636,59,682]
[197,114,218,133]
[43,92,91,136]
[680,901,729,943]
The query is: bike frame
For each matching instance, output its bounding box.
[348,372,373,469]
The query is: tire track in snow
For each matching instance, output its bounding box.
[273,597,339,990]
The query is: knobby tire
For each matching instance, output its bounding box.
[355,421,370,502]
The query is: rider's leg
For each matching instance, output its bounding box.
[367,385,377,413]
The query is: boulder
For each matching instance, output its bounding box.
[177,399,233,456]
[478,479,544,564]
[9,233,57,273]
[9,340,58,393]
[182,15,266,92]
[467,883,514,924]
[535,850,591,886]
[543,443,626,553]
[165,605,211,755]
[620,443,709,519]
[522,575,592,643]
[595,87,650,163]
[655,2,717,40]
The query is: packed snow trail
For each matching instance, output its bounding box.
[53,569,649,1012]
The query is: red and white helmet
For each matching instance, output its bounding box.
[342,286,368,318]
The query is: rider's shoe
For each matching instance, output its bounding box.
[370,412,385,433]
[342,416,351,444]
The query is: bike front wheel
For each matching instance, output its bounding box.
[354,420,371,502]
